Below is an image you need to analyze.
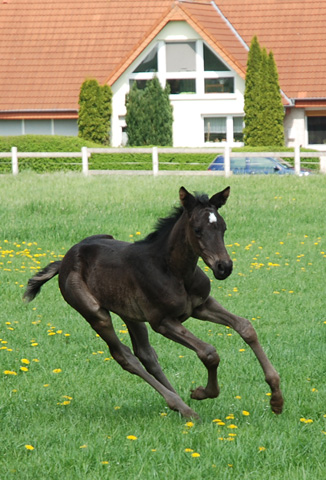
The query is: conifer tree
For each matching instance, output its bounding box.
[125,82,147,146]
[243,36,262,146]
[78,79,112,144]
[264,51,285,145]
[126,77,173,146]
[244,36,284,146]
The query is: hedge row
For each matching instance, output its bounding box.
[0,135,319,173]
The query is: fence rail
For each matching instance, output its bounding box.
[1,146,326,176]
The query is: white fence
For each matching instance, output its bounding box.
[1,145,326,176]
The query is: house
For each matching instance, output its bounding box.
[1,0,326,149]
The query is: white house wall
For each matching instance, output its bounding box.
[110,21,245,147]
[284,108,306,148]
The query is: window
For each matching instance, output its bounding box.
[166,42,196,72]
[204,78,234,94]
[166,79,196,94]
[307,116,326,144]
[129,41,236,97]
[204,44,229,71]
[233,117,244,142]
[204,117,226,142]
[204,116,244,143]
[133,46,158,73]
[129,79,149,90]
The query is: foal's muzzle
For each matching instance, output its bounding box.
[212,259,233,280]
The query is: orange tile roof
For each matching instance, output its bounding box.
[0,0,326,113]
[217,0,326,100]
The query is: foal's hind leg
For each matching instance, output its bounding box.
[61,274,198,418]
[193,296,284,414]
[124,320,177,393]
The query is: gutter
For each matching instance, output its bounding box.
[0,109,78,113]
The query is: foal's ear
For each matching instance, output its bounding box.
[179,186,196,211]
[209,186,230,209]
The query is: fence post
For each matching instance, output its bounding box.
[152,147,159,176]
[81,147,88,176]
[224,144,231,177]
[320,153,326,174]
[12,146,18,175]
[294,141,300,175]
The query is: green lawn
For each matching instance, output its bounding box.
[1,173,325,479]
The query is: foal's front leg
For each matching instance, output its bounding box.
[151,318,221,401]
[193,296,284,414]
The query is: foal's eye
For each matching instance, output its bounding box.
[194,227,202,236]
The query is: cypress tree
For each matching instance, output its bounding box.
[99,84,113,145]
[244,36,284,147]
[265,51,285,145]
[143,77,173,145]
[78,79,112,144]
[125,82,147,146]
[243,36,262,146]
[126,77,173,146]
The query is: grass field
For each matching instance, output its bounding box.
[1,173,326,479]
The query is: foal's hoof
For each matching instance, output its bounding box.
[190,385,218,400]
[191,386,207,400]
[180,406,201,420]
[270,393,284,415]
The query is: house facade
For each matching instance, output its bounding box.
[1,0,326,150]
[111,21,245,147]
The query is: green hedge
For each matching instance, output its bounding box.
[0,135,320,173]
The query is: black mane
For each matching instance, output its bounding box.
[137,193,210,245]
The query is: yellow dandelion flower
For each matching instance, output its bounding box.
[4,370,17,376]
[235,395,241,399]
[126,435,137,441]
[79,444,87,449]
[52,368,62,373]
[20,367,28,372]
[25,445,34,451]
[227,424,238,429]
[191,452,200,458]
[101,461,109,465]
[259,446,266,452]
[184,448,194,452]
[242,410,250,416]
[185,421,194,428]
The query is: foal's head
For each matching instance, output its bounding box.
[179,186,233,280]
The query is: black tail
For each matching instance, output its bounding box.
[23,261,62,303]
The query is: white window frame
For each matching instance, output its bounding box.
[129,40,235,98]
[203,115,244,145]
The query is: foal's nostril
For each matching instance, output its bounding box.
[215,260,233,279]
[217,263,225,275]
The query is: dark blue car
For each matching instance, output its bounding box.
[208,155,310,176]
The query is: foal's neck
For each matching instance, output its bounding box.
[167,212,198,279]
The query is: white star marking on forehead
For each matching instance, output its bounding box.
[208,212,217,223]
